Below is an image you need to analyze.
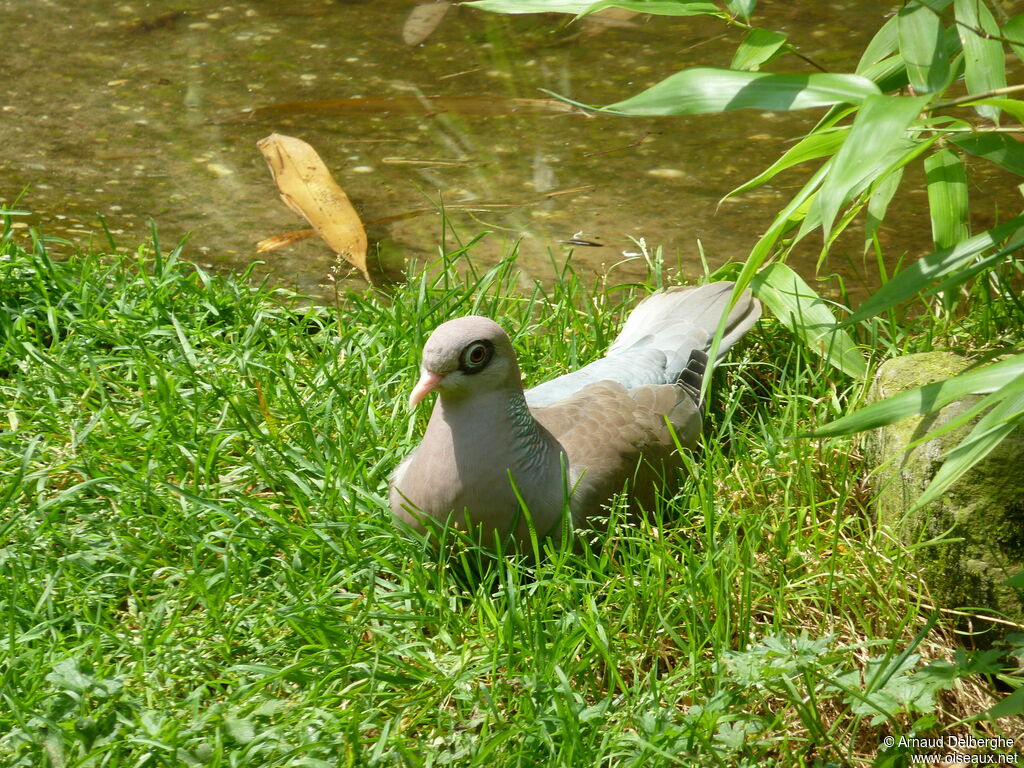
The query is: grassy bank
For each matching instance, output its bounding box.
[1,228,1021,767]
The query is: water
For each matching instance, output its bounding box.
[1,0,1017,299]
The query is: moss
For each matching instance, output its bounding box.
[868,352,1024,638]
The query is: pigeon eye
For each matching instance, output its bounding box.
[461,340,493,373]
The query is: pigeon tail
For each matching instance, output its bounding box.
[525,282,760,408]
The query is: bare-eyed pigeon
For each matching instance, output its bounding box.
[389,282,761,549]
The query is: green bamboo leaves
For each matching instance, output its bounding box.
[723,127,848,201]
[577,0,721,16]
[806,354,1024,512]
[604,70,879,115]
[462,0,603,13]
[845,215,1024,325]
[463,0,721,16]
[953,132,1024,176]
[464,0,1024,514]
[810,356,1024,441]
[751,264,867,379]
[917,373,1024,510]
[812,94,929,240]
[726,0,755,21]
[898,0,952,94]
[730,28,788,71]
[955,0,1006,121]
[924,148,969,249]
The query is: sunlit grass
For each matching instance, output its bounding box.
[1,226,1021,767]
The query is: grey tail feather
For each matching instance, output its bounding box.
[676,349,708,406]
[712,292,763,364]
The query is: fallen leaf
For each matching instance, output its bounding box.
[257,133,370,282]
[256,228,316,253]
[402,2,452,46]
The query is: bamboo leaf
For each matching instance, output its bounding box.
[923,245,1013,299]
[580,0,722,17]
[722,125,848,201]
[955,0,1006,121]
[952,132,1024,177]
[960,98,1024,123]
[845,213,1024,324]
[913,376,1024,510]
[726,0,755,21]
[463,0,602,12]
[751,263,867,379]
[738,161,832,279]
[857,53,911,93]
[857,14,900,72]
[856,19,958,90]
[730,28,788,72]
[603,69,880,116]
[924,148,970,249]
[805,353,1024,438]
[865,168,903,252]
[1005,14,1024,64]
[462,0,721,15]
[898,0,951,93]
[815,95,928,239]
[801,133,936,246]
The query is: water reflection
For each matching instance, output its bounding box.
[0,0,1016,300]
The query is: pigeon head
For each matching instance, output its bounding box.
[409,316,522,407]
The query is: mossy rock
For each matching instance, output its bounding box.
[867,352,1024,640]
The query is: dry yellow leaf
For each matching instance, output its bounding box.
[256,228,316,253]
[257,133,370,282]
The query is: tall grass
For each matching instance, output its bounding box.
[1,227,1021,767]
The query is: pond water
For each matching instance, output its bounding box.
[1,0,1019,300]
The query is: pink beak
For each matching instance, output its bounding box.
[409,369,446,408]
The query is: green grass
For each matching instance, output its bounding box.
[1,225,1021,768]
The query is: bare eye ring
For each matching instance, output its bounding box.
[460,340,493,373]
